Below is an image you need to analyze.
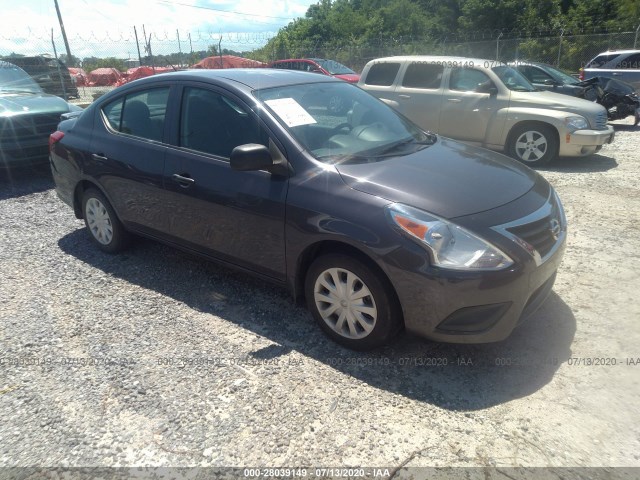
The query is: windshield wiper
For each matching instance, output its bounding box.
[373,136,436,157]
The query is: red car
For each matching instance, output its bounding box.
[268,58,360,113]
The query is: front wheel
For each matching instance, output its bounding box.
[507,124,559,167]
[82,188,130,253]
[305,254,401,350]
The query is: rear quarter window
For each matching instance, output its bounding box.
[614,53,640,69]
[364,63,401,86]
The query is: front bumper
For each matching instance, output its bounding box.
[0,139,50,167]
[558,125,615,157]
[382,188,566,344]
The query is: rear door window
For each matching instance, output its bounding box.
[101,87,170,142]
[401,63,444,89]
[364,63,401,86]
[520,65,552,83]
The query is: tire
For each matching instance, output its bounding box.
[81,188,130,253]
[305,254,401,350]
[507,123,559,167]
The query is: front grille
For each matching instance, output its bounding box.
[0,113,61,142]
[493,191,566,266]
[506,217,557,258]
[592,110,608,130]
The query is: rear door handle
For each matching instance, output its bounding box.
[398,94,411,99]
[611,73,621,76]
[92,153,108,161]
[172,173,195,187]
[447,98,462,103]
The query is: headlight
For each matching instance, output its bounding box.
[565,116,589,131]
[386,203,513,271]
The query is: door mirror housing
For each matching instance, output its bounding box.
[230,144,273,171]
[230,143,290,176]
[544,78,561,87]
[476,81,498,96]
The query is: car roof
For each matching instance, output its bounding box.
[0,60,27,71]
[509,61,557,69]
[126,68,339,90]
[366,55,495,66]
[594,50,640,55]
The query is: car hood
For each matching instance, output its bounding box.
[509,89,606,117]
[0,91,71,116]
[334,73,360,83]
[335,137,538,219]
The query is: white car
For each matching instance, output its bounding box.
[358,56,615,166]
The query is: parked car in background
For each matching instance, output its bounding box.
[581,50,640,91]
[269,58,359,113]
[359,56,614,166]
[514,61,640,125]
[50,69,566,349]
[0,61,81,168]
[512,61,596,97]
[1,55,79,99]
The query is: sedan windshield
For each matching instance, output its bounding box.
[311,59,356,75]
[254,82,434,163]
[492,66,536,92]
[0,63,42,93]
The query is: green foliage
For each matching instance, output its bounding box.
[252,0,639,70]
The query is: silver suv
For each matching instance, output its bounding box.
[359,56,615,167]
[581,50,640,91]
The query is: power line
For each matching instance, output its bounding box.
[155,0,300,20]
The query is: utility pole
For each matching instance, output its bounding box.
[53,0,74,66]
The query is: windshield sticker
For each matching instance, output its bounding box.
[265,98,317,127]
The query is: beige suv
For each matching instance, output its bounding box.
[358,56,615,166]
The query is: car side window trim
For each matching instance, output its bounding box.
[99,85,172,144]
[448,67,492,92]
[168,82,288,165]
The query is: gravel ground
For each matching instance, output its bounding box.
[1,122,639,477]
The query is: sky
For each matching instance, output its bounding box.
[1,0,318,60]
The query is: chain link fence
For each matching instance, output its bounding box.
[2,27,639,96]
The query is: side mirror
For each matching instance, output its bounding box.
[476,81,498,97]
[230,143,290,176]
[230,144,273,171]
[311,68,324,74]
[544,78,560,87]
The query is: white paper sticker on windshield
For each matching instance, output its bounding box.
[265,98,317,127]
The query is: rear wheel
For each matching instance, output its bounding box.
[507,124,558,167]
[82,188,130,253]
[305,254,401,350]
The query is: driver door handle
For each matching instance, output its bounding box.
[398,94,411,99]
[172,173,195,187]
[447,98,462,103]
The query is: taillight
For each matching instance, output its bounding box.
[49,130,64,151]
[578,68,584,81]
